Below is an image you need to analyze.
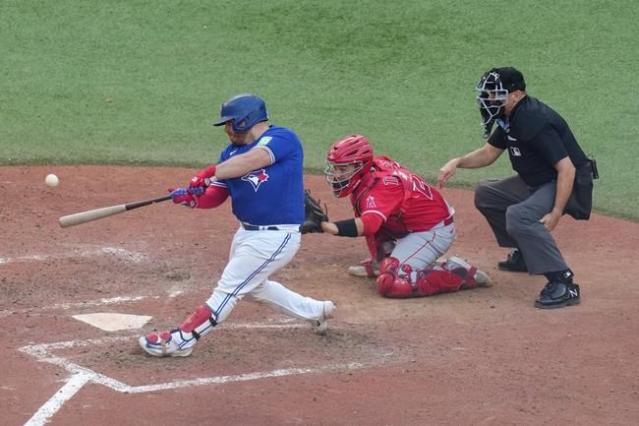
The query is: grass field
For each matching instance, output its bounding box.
[1,1,637,219]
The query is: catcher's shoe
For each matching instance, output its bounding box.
[139,328,197,357]
[497,249,528,273]
[312,300,336,335]
[534,282,580,309]
[447,256,493,288]
[347,259,380,278]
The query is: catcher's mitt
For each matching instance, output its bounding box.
[301,190,329,234]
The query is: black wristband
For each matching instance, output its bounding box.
[335,219,359,237]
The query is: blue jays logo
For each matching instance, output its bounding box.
[242,169,270,191]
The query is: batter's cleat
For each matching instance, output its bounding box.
[497,249,528,273]
[312,300,336,335]
[347,259,380,278]
[534,282,581,309]
[138,328,197,357]
[447,256,493,288]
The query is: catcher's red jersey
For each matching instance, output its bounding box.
[351,156,451,238]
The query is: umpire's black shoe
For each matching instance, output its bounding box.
[534,282,581,309]
[497,249,528,273]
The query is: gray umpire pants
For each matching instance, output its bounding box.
[474,175,577,275]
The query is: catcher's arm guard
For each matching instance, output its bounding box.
[301,190,329,234]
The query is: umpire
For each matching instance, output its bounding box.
[438,67,597,309]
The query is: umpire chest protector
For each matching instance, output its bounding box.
[489,96,589,188]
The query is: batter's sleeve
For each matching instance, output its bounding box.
[255,134,299,165]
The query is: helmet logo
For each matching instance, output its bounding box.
[242,169,270,192]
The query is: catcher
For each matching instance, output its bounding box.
[302,134,492,298]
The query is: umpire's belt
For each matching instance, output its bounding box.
[241,223,301,232]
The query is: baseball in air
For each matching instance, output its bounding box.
[45,173,59,187]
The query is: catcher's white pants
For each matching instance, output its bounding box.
[205,227,326,323]
[390,219,456,276]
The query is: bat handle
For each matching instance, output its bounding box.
[125,194,172,211]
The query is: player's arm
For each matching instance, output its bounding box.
[534,126,575,231]
[195,184,229,209]
[540,156,575,231]
[320,183,399,237]
[320,213,385,237]
[215,147,272,180]
[438,143,503,188]
[320,218,365,237]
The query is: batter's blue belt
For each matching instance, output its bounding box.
[241,223,301,232]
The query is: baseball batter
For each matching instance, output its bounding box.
[304,134,492,298]
[139,94,335,357]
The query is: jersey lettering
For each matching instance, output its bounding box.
[410,175,433,200]
[383,176,400,186]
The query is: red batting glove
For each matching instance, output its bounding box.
[169,187,197,208]
[189,165,217,190]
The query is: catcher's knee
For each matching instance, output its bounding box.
[376,257,414,298]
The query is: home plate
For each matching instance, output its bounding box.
[72,313,152,332]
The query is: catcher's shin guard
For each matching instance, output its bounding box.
[414,269,465,296]
[413,257,492,296]
[376,257,414,298]
[445,256,492,288]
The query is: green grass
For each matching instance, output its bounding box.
[1,0,638,219]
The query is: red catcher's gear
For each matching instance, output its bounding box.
[352,156,451,246]
[325,135,374,198]
[376,257,476,298]
[376,257,414,298]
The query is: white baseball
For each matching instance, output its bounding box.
[45,173,59,187]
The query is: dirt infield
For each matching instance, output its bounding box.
[1,165,638,425]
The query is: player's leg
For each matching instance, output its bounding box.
[505,183,569,274]
[139,229,301,357]
[246,280,335,334]
[474,176,529,246]
[348,239,395,278]
[474,176,532,272]
[376,221,454,297]
[504,183,580,308]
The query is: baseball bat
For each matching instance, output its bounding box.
[59,194,172,228]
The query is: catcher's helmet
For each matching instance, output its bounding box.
[325,134,374,198]
[213,93,268,132]
[476,67,526,134]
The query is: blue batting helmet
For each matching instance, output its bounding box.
[212,93,268,132]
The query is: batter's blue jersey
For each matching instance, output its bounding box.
[216,125,305,225]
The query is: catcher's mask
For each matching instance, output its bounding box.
[476,67,526,136]
[212,93,268,133]
[325,134,374,198]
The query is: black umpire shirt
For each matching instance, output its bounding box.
[488,96,588,187]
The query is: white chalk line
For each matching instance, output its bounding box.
[20,321,393,426]
[0,293,185,319]
[23,372,93,426]
[0,245,146,265]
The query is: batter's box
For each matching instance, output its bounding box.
[21,319,400,389]
[20,319,401,425]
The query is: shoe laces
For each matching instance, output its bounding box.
[541,282,559,296]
